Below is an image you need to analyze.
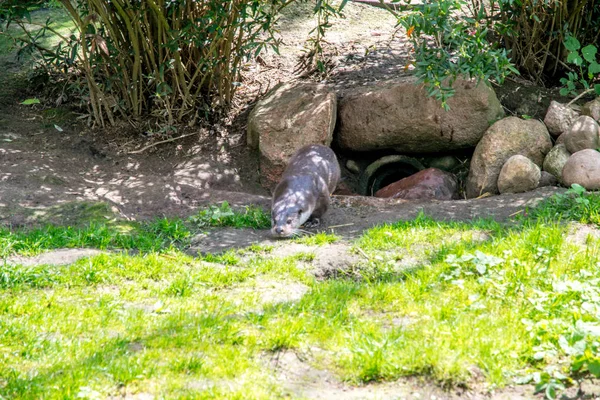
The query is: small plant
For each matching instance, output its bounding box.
[527,183,600,225]
[560,36,600,97]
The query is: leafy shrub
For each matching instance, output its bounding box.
[394,0,517,109]
[560,37,600,97]
[3,0,290,127]
[392,0,600,105]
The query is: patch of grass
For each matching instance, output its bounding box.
[0,217,191,257]
[244,243,274,254]
[257,219,593,391]
[0,248,308,398]
[0,201,275,258]
[290,252,316,262]
[293,232,339,246]
[526,184,600,225]
[199,250,241,266]
[189,201,270,229]
[4,191,600,398]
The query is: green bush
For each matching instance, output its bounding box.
[62,0,289,127]
[394,0,517,109]
[392,0,600,105]
[560,37,600,97]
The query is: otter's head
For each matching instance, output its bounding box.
[271,204,312,238]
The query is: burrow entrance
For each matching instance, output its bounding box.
[334,148,473,197]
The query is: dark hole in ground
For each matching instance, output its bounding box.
[358,155,426,196]
[366,162,421,195]
[335,147,474,197]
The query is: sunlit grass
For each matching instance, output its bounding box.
[2,192,600,398]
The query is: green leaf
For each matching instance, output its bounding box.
[559,88,570,96]
[476,263,486,275]
[588,358,600,378]
[582,45,598,63]
[514,374,533,384]
[564,36,581,52]
[546,384,556,400]
[572,356,586,371]
[569,184,586,195]
[21,98,40,105]
[594,84,600,95]
[589,62,600,75]
[567,52,583,66]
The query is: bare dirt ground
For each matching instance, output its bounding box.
[0,1,566,229]
[0,2,587,399]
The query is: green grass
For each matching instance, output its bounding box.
[2,192,600,398]
[0,218,191,257]
[0,201,271,258]
[526,184,600,225]
[189,201,270,230]
[292,232,339,246]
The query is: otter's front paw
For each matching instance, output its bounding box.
[302,218,321,229]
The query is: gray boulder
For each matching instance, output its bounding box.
[247,82,337,189]
[538,171,558,188]
[562,115,600,154]
[543,101,579,137]
[374,168,458,200]
[543,144,571,183]
[466,117,552,198]
[582,98,600,122]
[337,76,504,153]
[497,155,541,194]
[562,149,600,190]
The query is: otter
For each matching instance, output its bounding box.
[271,144,341,238]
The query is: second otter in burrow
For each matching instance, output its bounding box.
[271,144,340,238]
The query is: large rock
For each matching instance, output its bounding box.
[562,149,600,190]
[466,117,552,198]
[582,98,600,122]
[374,168,458,200]
[562,115,600,154]
[247,82,337,189]
[538,171,558,188]
[337,77,504,153]
[543,144,571,183]
[543,101,579,137]
[497,155,541,194]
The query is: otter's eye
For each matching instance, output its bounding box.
[286,219,292,225]
[298,209,303,215]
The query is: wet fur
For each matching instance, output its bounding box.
[271,144,340,238]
